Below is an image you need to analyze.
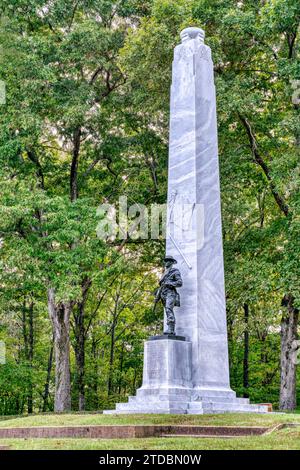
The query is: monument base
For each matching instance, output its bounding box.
[103,338,269,415]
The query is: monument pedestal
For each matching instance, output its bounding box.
[104,337,195,414]
[103,337,269,414]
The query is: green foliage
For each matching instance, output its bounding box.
[0,0,299,414]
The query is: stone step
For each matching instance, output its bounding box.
[185,409,204,415]
[116,401,190,413]
[113,403,191,414]
[192,396,249,405]
[112,399,203,415]
[130,395,249,405]
[200,402,262,411]
[136,390,192,400]
[130,395,191,404]
[187,402,203,410]
[200,409,268,415]
[128,396,137,403]
[161,434,240,439]
[191,389,237,399]
[198,402,269,414]
[106,396,268,415]
[104,409,188,414]
[236,398,250,404]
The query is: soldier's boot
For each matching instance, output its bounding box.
[164,322,175,336]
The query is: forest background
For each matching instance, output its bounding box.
[0,0,299,415]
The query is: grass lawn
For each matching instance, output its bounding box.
[0,411,300,428]
[0,412,299,450]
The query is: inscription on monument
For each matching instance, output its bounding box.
[147,344,164,381]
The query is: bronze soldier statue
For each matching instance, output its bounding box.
[154,256,183,335]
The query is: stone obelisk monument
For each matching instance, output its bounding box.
[166,27,229,392]
[104,28,268,414]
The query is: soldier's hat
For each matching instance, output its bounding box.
[163,255,177,264]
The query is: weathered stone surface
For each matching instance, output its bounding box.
[141,338,192,390]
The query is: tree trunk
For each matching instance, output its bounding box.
[74,322,85,411]
[107,290,121,396]
[280,295,299,411]
[132,368,137,395]
[73,277,91,411]
[42,336,54,412]
[243,303,249,398]
[70,127,81,202]
[48,288,72,412]
[118,341,125,395]
[107,321,116,395]
[27,301,34,413]
[91,337,99,409]
[22,299,34,413]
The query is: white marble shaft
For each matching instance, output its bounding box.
[166,27,231,392]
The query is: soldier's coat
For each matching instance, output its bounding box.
[159,267,182,306]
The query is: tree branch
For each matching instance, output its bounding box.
[27,149,45,190]
[238,113,289,217]
[70,127,82,202]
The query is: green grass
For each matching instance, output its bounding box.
[0,411,300,428]
[0,412,299,450]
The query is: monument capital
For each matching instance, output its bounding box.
[180,27,205,44]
